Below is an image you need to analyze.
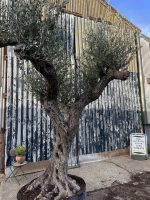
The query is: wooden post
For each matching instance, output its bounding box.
[0,128,5,174]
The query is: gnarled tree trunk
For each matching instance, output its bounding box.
[26,102,81,200]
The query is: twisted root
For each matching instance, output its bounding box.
[27,178,41,191]
[34,176,80,200]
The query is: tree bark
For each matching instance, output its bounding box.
[26,101,81,200]
[36,132,79,200]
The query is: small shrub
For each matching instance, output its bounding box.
[15,145,26,156]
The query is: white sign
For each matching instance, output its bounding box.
[130,133,148,157]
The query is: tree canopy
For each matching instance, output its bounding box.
[0,0,136,107]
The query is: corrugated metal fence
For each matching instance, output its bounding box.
[5,12,142,167]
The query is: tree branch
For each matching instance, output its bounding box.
[75,70,130,110]
[0,41,17,48]
[113,70,130,80]
[14,44,58,100]
[31,58,58,100]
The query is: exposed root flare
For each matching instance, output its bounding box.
[67,176,80,191]
[27,178,41,191]
[34,176,80,200]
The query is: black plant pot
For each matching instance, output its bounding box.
[69,175,86,200]
[17,174,86,200]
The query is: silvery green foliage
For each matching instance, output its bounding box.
[81,23,136,90]
[18,60,48,99]
[0,0,75,104]
[0,0,136,105]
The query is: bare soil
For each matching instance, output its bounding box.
[87,171,150,200]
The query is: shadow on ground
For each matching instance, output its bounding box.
[87,171,150,200]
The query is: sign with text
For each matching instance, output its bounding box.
[130,133,148,160]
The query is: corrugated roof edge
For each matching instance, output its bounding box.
[103,1,141,33]
[64,0,141,33]
[141,34,150,42]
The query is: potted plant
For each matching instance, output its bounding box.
[15,145,26,164]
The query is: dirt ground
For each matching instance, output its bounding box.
[87,171,150,200]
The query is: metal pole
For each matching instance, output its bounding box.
[135,33,147,133]
[0,47,7,174]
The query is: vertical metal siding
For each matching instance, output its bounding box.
[79,73,142,157]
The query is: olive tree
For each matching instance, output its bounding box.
[0,0,136,199]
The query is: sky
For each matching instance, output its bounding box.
[109,0,150,37]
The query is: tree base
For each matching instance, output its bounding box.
[17,174,86,200]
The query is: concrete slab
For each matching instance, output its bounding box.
[0,155,150,200]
